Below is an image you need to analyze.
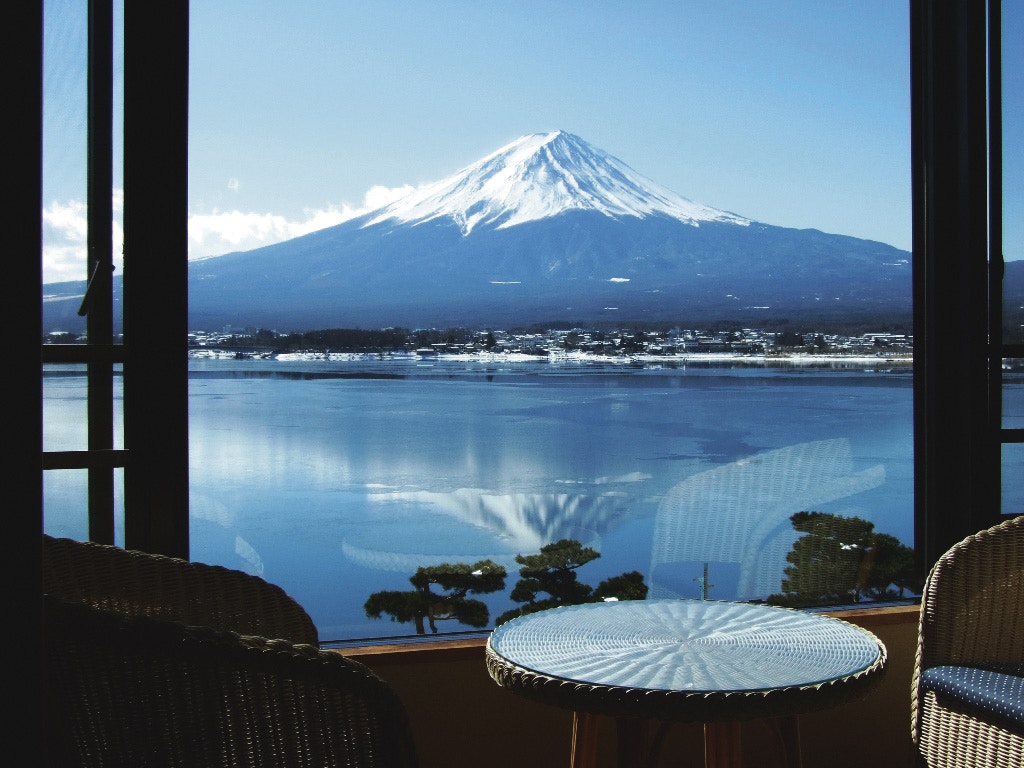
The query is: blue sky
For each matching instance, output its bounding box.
[43,1,1023,284]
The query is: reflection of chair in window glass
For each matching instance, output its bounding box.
[648,438,885,601]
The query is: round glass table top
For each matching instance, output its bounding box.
[487,599,883,693]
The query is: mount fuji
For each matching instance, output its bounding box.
[46,131,920,333]
[360,130,752,235]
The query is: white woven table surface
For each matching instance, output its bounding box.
[487,599,882,693]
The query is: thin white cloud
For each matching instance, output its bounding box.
[363,184,415,209]
[42,243,90,285]
[227,177,240,193]
[186,183,418,260]
[41,183,421,283]
[43,200,89,241]
[189,210,295,250]
[42,198,121,284]
[187,204,354,259]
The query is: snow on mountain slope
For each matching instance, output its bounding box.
[365,130,750,235]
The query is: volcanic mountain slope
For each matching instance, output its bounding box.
[186,131,912,331]
[46,131,924,333]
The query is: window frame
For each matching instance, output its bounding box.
[40,0,189,559]
[33,0,1017,630]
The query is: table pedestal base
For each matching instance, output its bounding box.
[571,712,803,768]
[704,720,742,768]
[570,712,599,768]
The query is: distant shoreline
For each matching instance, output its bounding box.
[189,347,915,368]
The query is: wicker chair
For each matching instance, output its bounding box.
[44,595,418,767]
[42,535,418,767]
[911,515,1024,767]
[43,533,319,643]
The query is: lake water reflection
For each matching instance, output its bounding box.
[44,356,919,642]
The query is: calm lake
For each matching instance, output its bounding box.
[44,355,937,643]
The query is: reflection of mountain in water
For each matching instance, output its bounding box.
[341,537,517,574]
[649,438,885,601]
[343,486,631,572]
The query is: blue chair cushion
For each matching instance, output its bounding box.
[921,664,1024,729]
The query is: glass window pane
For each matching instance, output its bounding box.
[42,365,125,453]
[42,0,87,293]
[1005,0,1023,341]
[43,365,88,453]
[42,1,126,541]
[1003,444,1024,516]
[44,469,89,539]
[181,4,916,642]
[44,468,126,545]
[42,0,124,336]
[42,364,125,539]
[1006,363,1024,429]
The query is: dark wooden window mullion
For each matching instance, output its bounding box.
[988,0,1005,509]
[912,0,1002,575]
[122,0,190,558]
[86,0,115,545]
[43,450,128,471]
[987,4,1024,508]
[41,345,126,365]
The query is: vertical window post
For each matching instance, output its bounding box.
[122,0,190,558]
[911,0,1001,574]
[86,0,115,544]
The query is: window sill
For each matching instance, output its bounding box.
[331,602,921,664]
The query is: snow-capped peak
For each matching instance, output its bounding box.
[364,130,750,235]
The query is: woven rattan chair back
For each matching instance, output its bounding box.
[43,534,319,645]
[44,595,418,768]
